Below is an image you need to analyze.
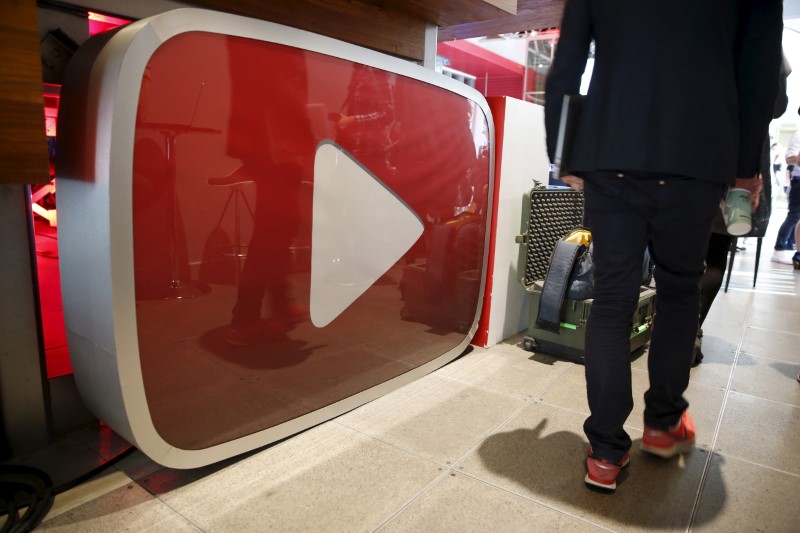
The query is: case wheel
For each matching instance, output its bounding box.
[522,336,538,352]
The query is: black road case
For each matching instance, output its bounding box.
[516,185,655,363]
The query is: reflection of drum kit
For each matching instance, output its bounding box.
[400,216,483,333]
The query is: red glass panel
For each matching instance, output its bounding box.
[132,32,490,449]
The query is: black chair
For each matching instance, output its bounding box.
[723,237,763,292]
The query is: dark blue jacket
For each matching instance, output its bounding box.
[544,0,783,184]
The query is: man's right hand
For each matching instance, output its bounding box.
[562,174,585,192]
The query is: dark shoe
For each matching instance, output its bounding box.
[585,448,630,492]
[793,253,800,270]
[641,411,696,458]
[692,329,704,367]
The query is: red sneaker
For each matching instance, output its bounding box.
[641,411,696,458]
[585,449,630,491]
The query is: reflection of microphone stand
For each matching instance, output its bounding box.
[139,82,217,299]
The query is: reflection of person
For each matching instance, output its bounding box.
[544,0,782,491]
[222,37,314,346]
[695,56,790,365]
[331,64,397,173]
[773,120,800,264]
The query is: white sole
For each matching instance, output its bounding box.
[640,440,695,458]
[584,456,630,491]
[584,474,616,491]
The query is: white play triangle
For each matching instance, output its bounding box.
[310,142,423,327]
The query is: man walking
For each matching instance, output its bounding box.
[544,0,783,491]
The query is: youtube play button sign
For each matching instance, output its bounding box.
[56,9,493,468]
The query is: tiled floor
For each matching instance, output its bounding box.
[8,198,800,532]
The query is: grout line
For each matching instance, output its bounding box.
[722,388,800,410]
[331,419,453,470]
[686,293,751,531]
[712,448,800,479]
[734,350,800,367]
[369,468,454,532]
[447,356,574,401]
[448,469,617,533]
[444,361,580,470]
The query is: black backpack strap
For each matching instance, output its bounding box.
[536,240,583,334]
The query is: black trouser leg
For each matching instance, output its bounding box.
[582,173,724,461]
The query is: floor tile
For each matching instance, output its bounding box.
[715,392,800,475]
[703,292,752,324]
[156,423,442,532]
[749,291,800,313]
[46,469,134,521]
[433,346,494,379]
[687,331,737,390]
[693,453,800,532]
[740,327,800,364]
[380,471,606,532]
[730,353,800,407]
[335,371,450,427]
[338,376,526,465]
[450,342,572,399]
[39,483,201,532]
[537,364,590,414]
[456,401,705,532]
[745,307,800,336]
[700,319,744,353]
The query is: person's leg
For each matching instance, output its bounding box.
[693,232,734,366]
[774,180,800,251]
[582,173,651,463]
[644,179,724,429]
[788,181,800,249]
[699,233,734,326]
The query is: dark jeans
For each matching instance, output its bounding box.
[582,172,725,463]
[775,179,800,250]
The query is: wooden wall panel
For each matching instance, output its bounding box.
[0,0,50,185]
[188,0,522,58]
[188,0,429,61]
[439,0,565,41]
[377,0,516,27]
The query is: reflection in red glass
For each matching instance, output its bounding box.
[87,11,131,36]
[133,32,491,450]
